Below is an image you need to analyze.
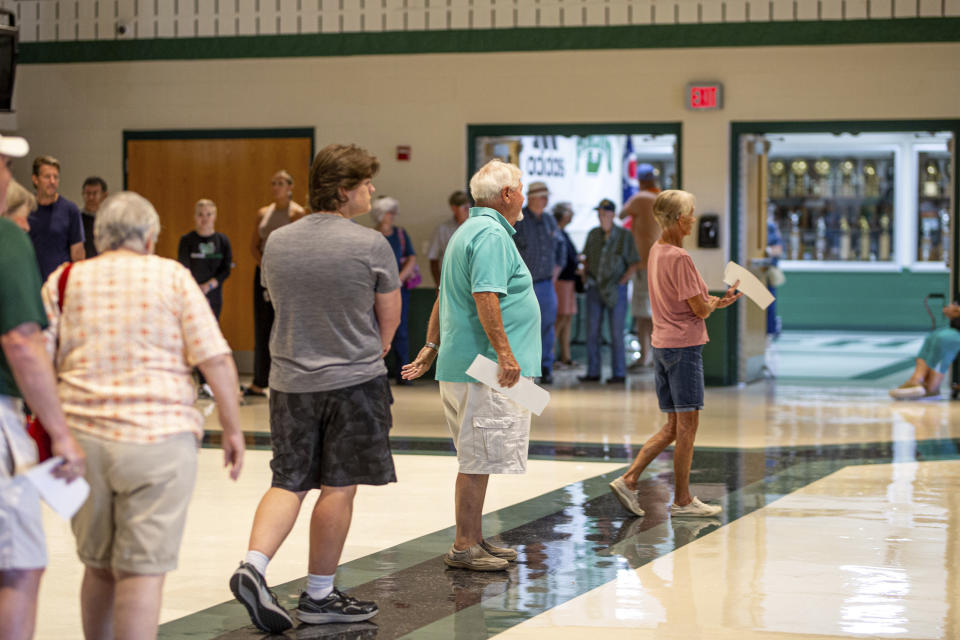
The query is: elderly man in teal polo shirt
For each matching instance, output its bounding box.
[403,159,541,571]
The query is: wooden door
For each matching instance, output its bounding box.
[125,132,313,353]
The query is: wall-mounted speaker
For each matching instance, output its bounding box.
[0,10,17,113]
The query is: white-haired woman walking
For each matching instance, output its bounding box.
[42,191,245,639]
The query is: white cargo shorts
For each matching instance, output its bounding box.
[439,381,531,475]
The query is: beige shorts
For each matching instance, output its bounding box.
[631,269,652,319]
[0,396,46,571]
[439,381,531,475]
[72,430,198,574]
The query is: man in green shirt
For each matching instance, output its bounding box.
[0,134,85,640]
[402,159,540,571]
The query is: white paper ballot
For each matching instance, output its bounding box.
[25,457,89,520]
[465,354,551,416]
[723,261,775,310]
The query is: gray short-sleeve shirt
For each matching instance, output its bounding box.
[261,214,401,392]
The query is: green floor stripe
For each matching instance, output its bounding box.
[851,357,916,380]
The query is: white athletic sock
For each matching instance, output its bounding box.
[306,573,335,601]
[244,550,269,577]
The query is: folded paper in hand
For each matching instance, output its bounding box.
[25,457,90,520]
[465,354,550,416]
[723,261,774,310]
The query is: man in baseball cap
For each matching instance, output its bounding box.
[581,197,640,384]
[0,132,86,640]
[512,181,561,384]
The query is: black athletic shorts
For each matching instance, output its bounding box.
[268,375,396,490]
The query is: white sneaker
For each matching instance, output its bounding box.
[889,385,925,400]
[670,496,722,517]
[609,477,645,517]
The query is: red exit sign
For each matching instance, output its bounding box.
[686,83,723,110]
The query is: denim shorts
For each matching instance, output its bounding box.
[652,345,705,413]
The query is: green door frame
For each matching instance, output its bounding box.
[729,119,960,385]
[122,127,316,189]
[466,122,683,187]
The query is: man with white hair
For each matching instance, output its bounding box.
[402,159,540,571]
[0,134,86,640]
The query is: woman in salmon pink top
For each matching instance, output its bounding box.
[608,190,742,518]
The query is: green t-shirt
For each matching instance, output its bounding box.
[0,218,49,398]
[583,224,640,308]
[436,207,541,382]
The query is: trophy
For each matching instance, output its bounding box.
[790,159,808,197]
[863,160,880,198]
[815,215,827,260]
[922,159,942,198]
[859,216,872,260]
[769,159,787,198]
[920,224,932,262]
[839,159,857,197]
[812,158,831,197]
[878,213,891,261]
[839,216,851,260]
[789,210,802,259]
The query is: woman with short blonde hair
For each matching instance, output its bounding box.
[609,189,742,519]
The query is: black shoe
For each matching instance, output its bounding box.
[229,562,294,633]
[606,376,626,384]
[578,375,601,382]
[297,588,379,624]
[539,374,553,385]
[241,386,267,398]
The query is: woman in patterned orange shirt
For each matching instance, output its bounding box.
[41,192,245,640]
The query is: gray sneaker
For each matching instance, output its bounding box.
[670,496,722,517]
[443,543,509,571]
[229,562,293,633]
[479,539,517,562]
[296,588,378,625]
[609,476,645,516]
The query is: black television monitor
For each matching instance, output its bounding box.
[0,10,17,112]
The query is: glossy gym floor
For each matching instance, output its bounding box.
[33,335,960,639]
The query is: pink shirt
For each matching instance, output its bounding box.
[41,253,231,444]
[648,242,709,348]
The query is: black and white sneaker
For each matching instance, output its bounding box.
[229,562,294,633]
[296,588,379,624]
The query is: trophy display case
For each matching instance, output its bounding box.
[768,152,895,263]
[917,151,952,263]
[767,131,954,270]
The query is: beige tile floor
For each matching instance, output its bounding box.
[34,450,624,640]
[209,379,960,449]
[32,378,960,639]
[497,460,960,639]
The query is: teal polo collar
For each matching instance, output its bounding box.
[469,207,516,236]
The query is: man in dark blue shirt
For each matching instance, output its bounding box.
[28,156,85,281]
[512,181,562,384]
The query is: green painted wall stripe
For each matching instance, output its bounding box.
[19,18,960,64]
